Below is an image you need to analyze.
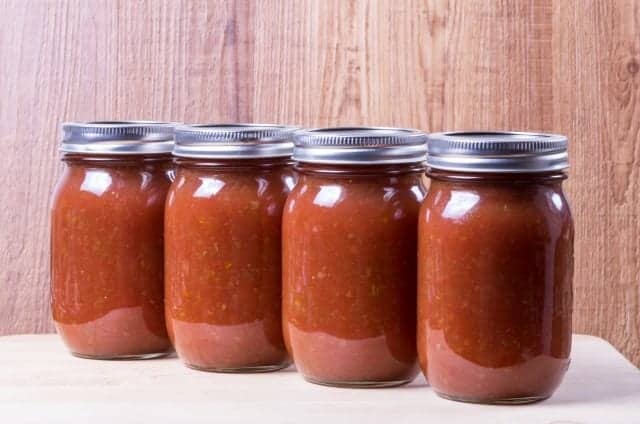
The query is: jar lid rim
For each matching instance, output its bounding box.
[173,123,296,159]
[427,131,569,172]
[61,121,175,155]
[293,126,427,164]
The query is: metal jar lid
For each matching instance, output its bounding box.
[173,124,295,159]
[427,131,569,173]
[293,127,427,164]
[61,121,175,155]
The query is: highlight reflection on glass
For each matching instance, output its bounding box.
[442,191,480,220]
[551,192,564,211]
[80,170,112,197]
[313,185,343,208]
[194,177,225,199]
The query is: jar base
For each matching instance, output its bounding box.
[436,391,550,405]
[71,351,172,360]
[303,375,413,388]
[185,362,290,374]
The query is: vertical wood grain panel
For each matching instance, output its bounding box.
[0,0,639,365]
[553,0,640,358]
[253,0,433,128]
[0,0,257,334]
[437,0,554,131]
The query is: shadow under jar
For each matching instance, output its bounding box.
[283,127,427,388]
[418,131,574,404]
[165,124,296,372]
[51,121,175,359]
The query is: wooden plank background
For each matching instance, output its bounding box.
[0,0,638,365]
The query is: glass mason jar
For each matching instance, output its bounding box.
[283,127,427,387]
[51,121,175,359]
[418,131,574,404]
[165,124,296,372]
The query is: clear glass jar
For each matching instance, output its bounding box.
[283,127,427,387]
[418,132,574,404]
[51,121,175,359]
[165,124,295,372]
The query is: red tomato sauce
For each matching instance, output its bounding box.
[418,170,573,403]
[51,155,173,358]
[164,158,294,371]
[283,163,424,386]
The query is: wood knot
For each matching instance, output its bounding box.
[626,58,639,75]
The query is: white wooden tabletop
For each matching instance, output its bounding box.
[0,334,638,423]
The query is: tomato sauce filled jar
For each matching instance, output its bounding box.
[418,131,574,404]
[51,121,175,359]
[283,127,427,387]
[165,124,296,372]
